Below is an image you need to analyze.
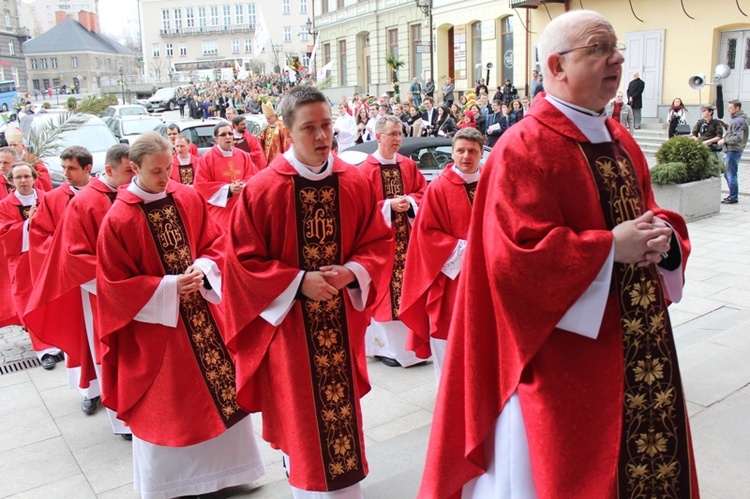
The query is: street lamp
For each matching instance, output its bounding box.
[167,55,174,86]
[302,18,319,76]
[272,44,283,73]
[414,0,434,82]
[118,65,125,105]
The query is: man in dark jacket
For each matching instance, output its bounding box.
[718,99,749,204]
[691,104,723,154]
[627,72,645,129]
[424,78,435,98]
[485,100,507,148]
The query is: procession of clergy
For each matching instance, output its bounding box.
[0,10,701,499]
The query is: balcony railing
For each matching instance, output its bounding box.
[509,0,564,8]
[159,24,255,37]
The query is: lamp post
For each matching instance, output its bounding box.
[303,18,319,78]
[414,0,434,81]
[272,44,283,73]
[118,65,125,105]
[167,55,174,86]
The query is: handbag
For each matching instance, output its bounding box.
[675,122,691,135]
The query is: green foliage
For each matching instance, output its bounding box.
[650,162,688,185]
[313,75,332,90]
[41,102,51,109]
[66,96,77,109]
[655,136,722,183]
[385,52,405,85]
[75,93,118,115]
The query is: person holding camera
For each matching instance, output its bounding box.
[691,104,723,155]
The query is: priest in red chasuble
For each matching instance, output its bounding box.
[259,102,291,165]
[0,148,22,328]
[421,11,699,499]
[399,128,483,382]
[170,135,200,185]
[231,114,267,169]
[0,163,60,365]
[29,146,93,379]
[195,121,259,230]
[96,132,265,497]
[166,123,199,157]
[223,86,393,498]
[359,115,427,368]
[25,144,134,428]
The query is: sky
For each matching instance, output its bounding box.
[98,0,139,41]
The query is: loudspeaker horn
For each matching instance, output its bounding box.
[689,73,706,90]
[714,63,731,81]
[486,62,493,69]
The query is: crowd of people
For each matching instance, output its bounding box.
[0,9,707,499]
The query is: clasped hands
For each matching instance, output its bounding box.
[301,265,355,301]
[177,265,206,295]
[229,180,245,195]
[389,195,411,213]
[612,211,672,268]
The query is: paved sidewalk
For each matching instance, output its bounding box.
[2,203,750,498]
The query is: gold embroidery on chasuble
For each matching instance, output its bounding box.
[463,182,478,206]
[220,160,241,182]
[378,164,409,320]
[178,165,194,185]
[580,142,694,498]
[19,205,32,220]
[139,195,246,428]
[293,175,365,490]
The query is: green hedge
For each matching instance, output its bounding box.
[654,136,723,183]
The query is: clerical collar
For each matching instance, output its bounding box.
[177,154,192,165]
[372,151,397,165]
[13,189,36,205]
[99,177,118,192]
[233,131,243,139]
[128,177,167,203]
[545,94,611,144]
[213,144,234,157]
[284,147,334,180]
[451,164,481,183]
[69,184,84,195]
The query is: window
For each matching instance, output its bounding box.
[283,26,291,42]
[300,25,309,42]
[322,0,328,14]
[41,58,47,69]
[71,57,78,69]
[471,22,482,83]
[282,0,290,14]
[339,40,347,85]
[337,0,344,8]
[232,39,240,53]
[166,43,173,57]
[388,28,398,59]
[179,41,187,56]
[247,3,256,28]
[7,40,13,56]
[152,43,160,57]
[302,53,310,67]
[235,4,244,24]
[210,6,219,26]
[4,10,10,28]
[51,57,57,68]
[174,8,182,30]
[202,40,218,55]
[323,43,331,64]
[186,7,194,27]
[245,38,252,52]
[30,59,37,70]
[410,24,422,79]
[161,9,170,31]
[95,57,99,68]
[223,5,231,26]
[198,7,206,28]
[300,0,308,13]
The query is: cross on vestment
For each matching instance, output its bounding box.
[220,160,241,182]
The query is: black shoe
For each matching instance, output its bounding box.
[721,197,738,204]
[41,354,56,370]
[374,355,402,368]
[119,434,132,441]
[81,396,100,415]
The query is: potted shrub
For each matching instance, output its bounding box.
[650,136,725,221]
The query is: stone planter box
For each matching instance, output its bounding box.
[651,176,721,222]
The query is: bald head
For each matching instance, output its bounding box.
[536,10,623,111]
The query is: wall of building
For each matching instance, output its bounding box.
[27,51,134,93]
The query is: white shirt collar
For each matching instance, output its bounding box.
[13,189,37,205]
[177,154,192,165]
[545,94,611,144]
[233,131,243,139]
[283,147,334,180]
[213,144,234,157]
[69,184,84,195]
[372,151,397,165]
[127,177,168,203]
[451,165,481,183]
[99,177,118,191]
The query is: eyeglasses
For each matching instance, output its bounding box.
[216,132,232,137]
[12,175,33,180]
[380,132,403,138]
[558,41,626,58]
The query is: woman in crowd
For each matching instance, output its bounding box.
[435,105,458,138]
[470,103,487,134]
[407,106,424,137]
[668,97,688,138]
[355,106,369,144]
[459,109,477,130]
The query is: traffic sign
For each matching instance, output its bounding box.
[416,44,432,54]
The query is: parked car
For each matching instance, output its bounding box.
[240,113,268,137]
[338,137,492,182]
[20,113,118,185]
[131,98,153,113]
[104,115,163,144]
[155,120,216,155]
[148,87,181,112]
[101,104,149,119]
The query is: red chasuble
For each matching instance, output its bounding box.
[28,182,80,285]
[0,175,12,201]
[195,145,259,230]
[170,153,201,185]
[223,156,393,492]
[0,192,57,352]
[399,166,475,359]
[233,130,267,170]
[25,179,118,380]
[0,176,17,326]
[32,161,53,192]
[359,154,427,321]
[420,98,697,499]
[96,181,246,447]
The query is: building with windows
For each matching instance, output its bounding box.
[139,0,311,83]
[0,0,32,92]
[23,17,137,94]
[30,0,99,36]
